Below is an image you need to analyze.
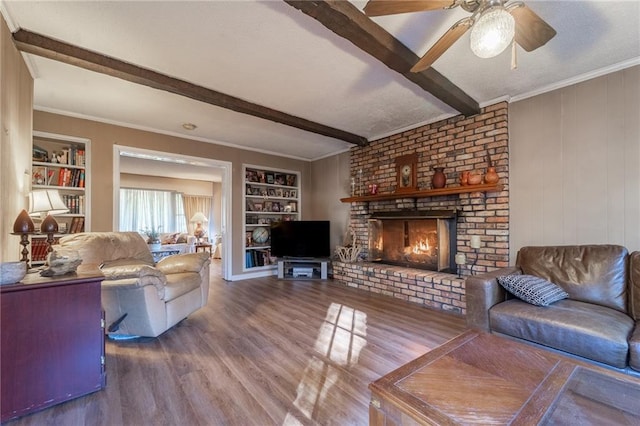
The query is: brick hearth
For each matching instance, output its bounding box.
[333,261,465,314]
[335,102,510,314]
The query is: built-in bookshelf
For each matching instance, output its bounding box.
[243,165,300,272]
[30,131,91,265]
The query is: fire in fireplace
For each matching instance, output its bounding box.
[368,210,457,272]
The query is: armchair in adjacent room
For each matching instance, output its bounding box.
[58,231,211,338]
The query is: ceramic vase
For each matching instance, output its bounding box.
[484,166,499,184]
[467,172,482,185]
[432,167,446,189]
[459,171,469,186]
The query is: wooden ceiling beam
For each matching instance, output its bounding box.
[12,29,368,147]
[284,0,480,116]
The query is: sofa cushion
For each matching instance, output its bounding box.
[630,324,640,372]
[490,299,634,368]
[516,245,628,313]
[497,274,568,306]
[163,272,201,302]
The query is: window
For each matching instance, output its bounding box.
[119,188,186,234]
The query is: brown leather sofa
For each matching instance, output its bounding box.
[58,232,211,338]
[466,245,639,374]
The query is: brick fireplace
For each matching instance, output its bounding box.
[368,210,457,272]
[334,103,510,315]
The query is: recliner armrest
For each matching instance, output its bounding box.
[156,252,211,274]
[101,263,165,282]
[100,263,168,299]
[466,266,520,331]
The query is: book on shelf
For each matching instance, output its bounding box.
[62,194,84,214]
[31,237,60,262]
[69,217,85,234]
[47,169,55,185]
[31,239,47,262]
[245,248,271,268]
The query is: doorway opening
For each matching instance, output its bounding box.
[112,145,232,281]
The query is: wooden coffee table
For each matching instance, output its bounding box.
[369,330,640,425]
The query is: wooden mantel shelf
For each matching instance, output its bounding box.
[340,183,504,203]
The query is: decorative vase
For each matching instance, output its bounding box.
[467,172,482,185]
[459,171,469,186]
[432,167,446,189]
[484,166,499,184]
[149,241,162,251]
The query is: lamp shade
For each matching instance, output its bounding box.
[470,7,515,59]
[29,190,69,216]
[189,212,208,223]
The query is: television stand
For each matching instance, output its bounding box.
[277,257,329,280]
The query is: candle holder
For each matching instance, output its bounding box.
[454,253,466,278]
[12,209,35,268]
[469,236,482,275]
[40,214,59,254]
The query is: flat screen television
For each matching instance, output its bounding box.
[270,220,330,258]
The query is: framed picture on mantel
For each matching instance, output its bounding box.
[395,153,418,193]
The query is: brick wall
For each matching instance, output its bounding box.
[333,261,466,314]
[335,102,510,314]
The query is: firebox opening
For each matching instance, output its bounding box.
[368,210,457,272]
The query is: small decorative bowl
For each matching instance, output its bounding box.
[0,261,27,285]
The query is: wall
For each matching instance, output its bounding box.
[308,151,351,251]
[510,66,640,258]
[347,103,510,274]
[0,14,33,261]
[33,111,312,276]
[332,103,509,314]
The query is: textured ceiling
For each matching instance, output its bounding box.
[2,0,639,166]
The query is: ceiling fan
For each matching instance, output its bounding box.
[363,0,556,72]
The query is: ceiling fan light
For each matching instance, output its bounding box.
[470,7,515,59]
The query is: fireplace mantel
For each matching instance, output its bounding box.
[340,183,503,203]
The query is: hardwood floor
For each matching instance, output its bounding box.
[6,261,466,425]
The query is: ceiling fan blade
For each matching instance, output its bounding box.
[364,0,456,17]
[510,4,557,52]
[411,18,472,72]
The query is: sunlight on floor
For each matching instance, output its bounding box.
[283,303,367,424]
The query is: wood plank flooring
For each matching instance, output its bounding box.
[6,261,466,425]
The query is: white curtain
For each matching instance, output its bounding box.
[119,188,186,234]
[182,195,213,238]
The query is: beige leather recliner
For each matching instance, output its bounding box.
[58,232,211,338]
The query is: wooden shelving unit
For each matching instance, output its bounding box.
[31,131,91,265]
[243,165,300,273]
[340,183,504,203]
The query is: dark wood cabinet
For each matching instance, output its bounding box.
[1,271,105,422]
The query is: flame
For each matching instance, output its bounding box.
[412,239,430,254]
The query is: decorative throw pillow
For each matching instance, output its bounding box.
[497,274,569,306]
[161,233,179,245]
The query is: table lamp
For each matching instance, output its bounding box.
[190,212,208,243]
[29,189,69,252]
